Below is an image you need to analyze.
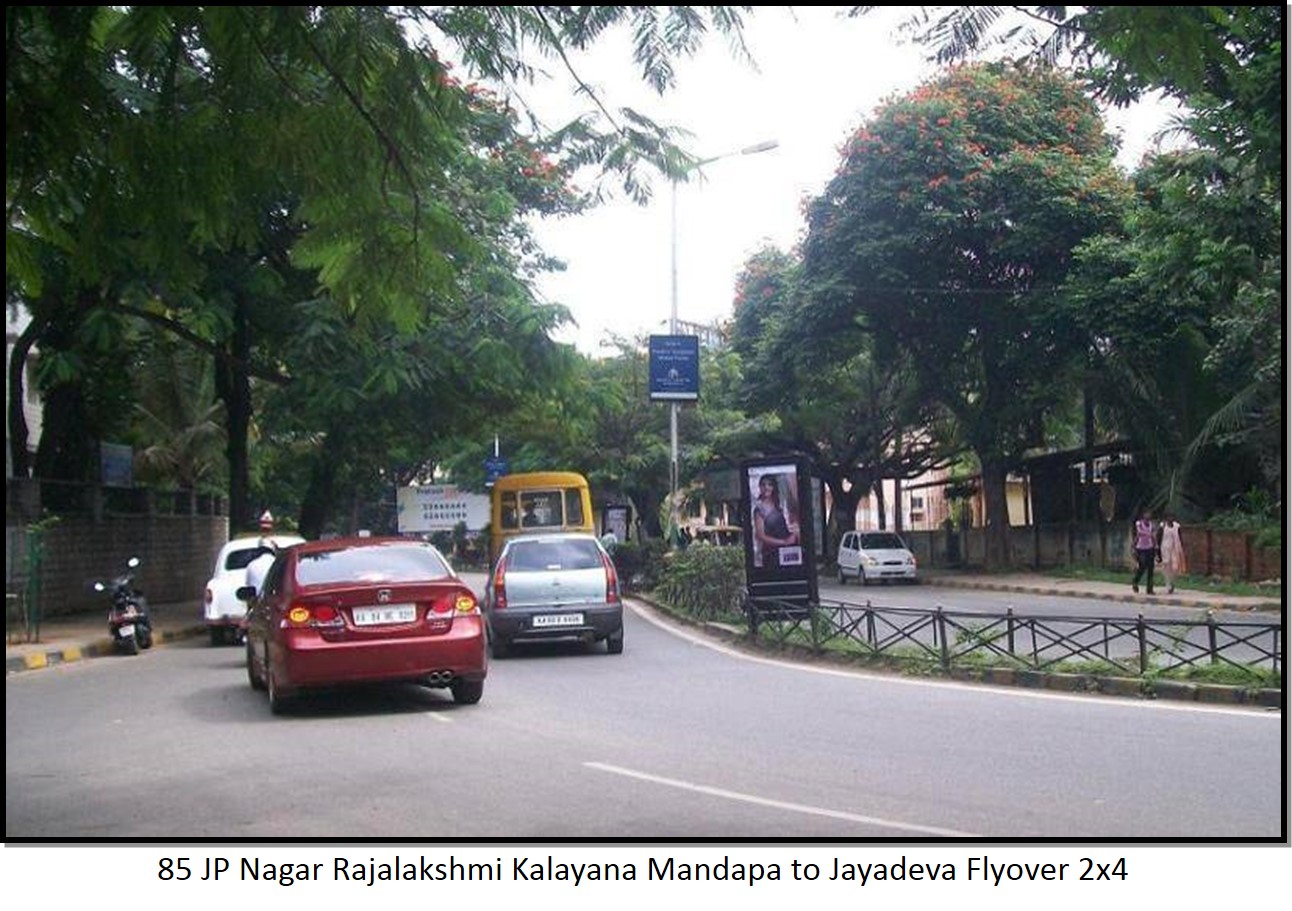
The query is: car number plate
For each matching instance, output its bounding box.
[353,604,416,626]
[532,613,584,629]
[118,624,135,638]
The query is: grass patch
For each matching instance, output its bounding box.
[1148,663,1280,688]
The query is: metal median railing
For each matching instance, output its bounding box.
[744,598,1282,682]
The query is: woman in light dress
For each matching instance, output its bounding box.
[1158,514,1186,594]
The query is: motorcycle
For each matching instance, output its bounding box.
[95,556,153,655]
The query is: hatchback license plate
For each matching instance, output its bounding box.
[353,604,416,626]
[532,613,583,628]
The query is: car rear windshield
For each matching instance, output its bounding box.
[295,544,452,586]
[506,539,602,572]
[860,534,906,550]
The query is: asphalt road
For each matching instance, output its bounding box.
[6,585,1280,839]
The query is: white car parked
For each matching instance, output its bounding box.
[837,531,918,585]
[204,534,304,645]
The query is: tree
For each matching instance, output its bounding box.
[731,246,954,552]
[130,330,225,493]
[1061,146,1280,515]
[802,63,1130,566]
[875,6,1284,512]
[7,6,751,531]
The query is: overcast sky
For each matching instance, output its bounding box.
[515,7,1180,355]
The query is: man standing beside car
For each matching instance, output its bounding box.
[244,548,276,599]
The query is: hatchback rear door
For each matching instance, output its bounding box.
[502,537,607,607]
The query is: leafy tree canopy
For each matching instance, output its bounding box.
[802,62,1131,563]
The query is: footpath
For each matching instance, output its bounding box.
[915,569,1281,614]
[7,600,206,675]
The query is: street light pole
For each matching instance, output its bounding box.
[668,139,778,545]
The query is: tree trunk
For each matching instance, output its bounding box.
[825,478,861,559]
[32,296,104,483]
[980,454,1011,569]
[34,382,96,481]
[628,487,664,539]
[7,317,43,479]
[893,430,904,533]
[214,297,254,533]
[874,480,887,530]
[299,432,342,539]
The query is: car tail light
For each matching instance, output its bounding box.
[601,551,621,604]
[492,557,508,609]
[284,602,342,628]
[454,593,478,614]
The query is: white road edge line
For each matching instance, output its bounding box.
[625,601,1279,718]
[424,712,452,723]
[585,761,979,838]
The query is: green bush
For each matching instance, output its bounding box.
[1209,486,1281,550]
[1253,526,1282,550]
[610,538,669,593]
[654,543,746,621]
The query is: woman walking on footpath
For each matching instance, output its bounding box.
[1130,510,1158,594]
[1158,514,1187,594]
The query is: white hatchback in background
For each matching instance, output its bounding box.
[837,531,918,585]
[204,534,304,645]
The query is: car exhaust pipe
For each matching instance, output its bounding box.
[426,670,454,686]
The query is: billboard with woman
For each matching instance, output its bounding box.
[740,457,818,610]
[749,467,802,569]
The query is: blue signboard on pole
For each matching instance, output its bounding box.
[649,335,700,401]
[483,455,510,487]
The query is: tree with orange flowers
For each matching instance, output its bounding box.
[801,63,1131,568]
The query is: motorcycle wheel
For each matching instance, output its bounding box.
[121,634,139,656]
[139,629,154,649]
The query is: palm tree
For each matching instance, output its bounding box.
[132,331,226,492]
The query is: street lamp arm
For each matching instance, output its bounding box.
[693,139,780,171]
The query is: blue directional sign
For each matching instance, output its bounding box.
[649,335,700,401]
[483,455,510,487]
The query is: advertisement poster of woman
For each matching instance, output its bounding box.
[749,466,802,569]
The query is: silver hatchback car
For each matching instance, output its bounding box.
[484,533,624,657]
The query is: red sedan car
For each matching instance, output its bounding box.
[243,537,486,713]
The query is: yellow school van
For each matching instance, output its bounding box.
[490,472,593,565]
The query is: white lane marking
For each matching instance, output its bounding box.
[425,712,452,724]
[626,601,1280,718]
[585,761,979,838]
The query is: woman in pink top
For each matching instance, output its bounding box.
[1130,509,1158,594]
